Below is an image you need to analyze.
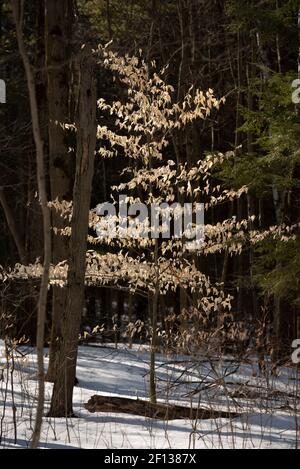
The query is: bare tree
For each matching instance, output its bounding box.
[11,0,51,448]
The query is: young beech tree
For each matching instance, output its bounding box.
[48,48,267,404]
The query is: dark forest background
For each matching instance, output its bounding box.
[1,0,300,365]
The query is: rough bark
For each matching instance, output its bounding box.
[45,0,75,382]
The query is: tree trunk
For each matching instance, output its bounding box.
[149,240,159,405]
[11,0,52,448]
[48,50,97,417]
[45,0,75,382]
[149,289,159,405]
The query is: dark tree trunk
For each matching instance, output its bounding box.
[45,0,75,382]
[48,50,97,417]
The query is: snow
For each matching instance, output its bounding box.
[0,341,299,449]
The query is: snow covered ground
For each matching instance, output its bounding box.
[0,341,299,449]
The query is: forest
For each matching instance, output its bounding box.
[0,0,300,451]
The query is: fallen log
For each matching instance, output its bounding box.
[84,395,240,421]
